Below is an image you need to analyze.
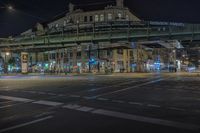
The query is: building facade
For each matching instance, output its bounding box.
[13,0,182,74]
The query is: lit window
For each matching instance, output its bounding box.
[118,13,122,19]
[100,14,104,21]
[64,21,66,26]
[126,15,129,20]
[108,13,112,21]
[55,24,59,28]
[95,15,99,22]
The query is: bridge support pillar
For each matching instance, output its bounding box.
[88,44,92,73]
[123,49,131,73]
[35,52,38,65]
[127,49,131,72]
[113,49,118,72]
[136,44,144,72]
[81,45,87,73]
[97,44,100,73]
[72,47,77,73]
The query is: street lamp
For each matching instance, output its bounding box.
[6,52,10,56]
[4,52,10,74]
[7,5,14,11]
[0,5,14,11]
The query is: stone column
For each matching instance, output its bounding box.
[55,49,58,74]
[113,49,118,72]
[81,45,86,73]
[136,44,144,72]
[97,44,100,73]
[123,49,127,72]
[35,52,38,65]
[127,49,131,72]
[58,49,61,73]
[88,45,91,73]
[72,47,77,72]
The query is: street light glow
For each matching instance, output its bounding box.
[7,5,14,11]
[6,52,10,56]
[0,5,14,11]
[8,5,13,10]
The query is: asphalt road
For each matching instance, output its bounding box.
[0,74,200,133]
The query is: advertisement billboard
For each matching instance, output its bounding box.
[21,52,28,73]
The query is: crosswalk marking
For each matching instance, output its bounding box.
[91,109,199,131]
[0,95,33,102]
[33,100,63,106]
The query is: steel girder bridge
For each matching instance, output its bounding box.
[0,21,200,52]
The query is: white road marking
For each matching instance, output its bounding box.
[147,104,161,108]
[58,94,65,97]
[33,100,63,106]
[63,104,81,109]
[22,91,37,94]
[112,100,124,104]
[84,96,95,100]
[92,109,199,130]
[1,115,18,121]
[34,111,55,118]
[87,78,151,92]
[30,91,36,94]
[76,106,94,112]
[129,102,143,106]
[0,95,33,102]
[0,116,53,133]
[38,92,46,95]
[97,98,109,101]
[168,107,186,111]
[0,103,21,109]
[70,95,81,98]
[0,101,13,104]
[47,93,57,96]
[93,78,164,97]
[0,87,10,90]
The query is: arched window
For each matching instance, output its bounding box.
[100,14,104,22]
[108,13,112,21]
[63,21,66,26]
[95,15,99,22]
[118,13,122,19]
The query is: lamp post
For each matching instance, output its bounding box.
[5,52,10,63]
[4,52,10,74]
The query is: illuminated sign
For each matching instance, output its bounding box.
[21,52,28,73]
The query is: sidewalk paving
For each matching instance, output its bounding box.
[0,72,200,78]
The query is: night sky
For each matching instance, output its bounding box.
[0,0,200,37]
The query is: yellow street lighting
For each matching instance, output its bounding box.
[6,52,10,56]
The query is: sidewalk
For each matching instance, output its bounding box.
[0,72,199,77]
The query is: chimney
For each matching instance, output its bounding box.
[69,3,74,12]
[116,0,124,8]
